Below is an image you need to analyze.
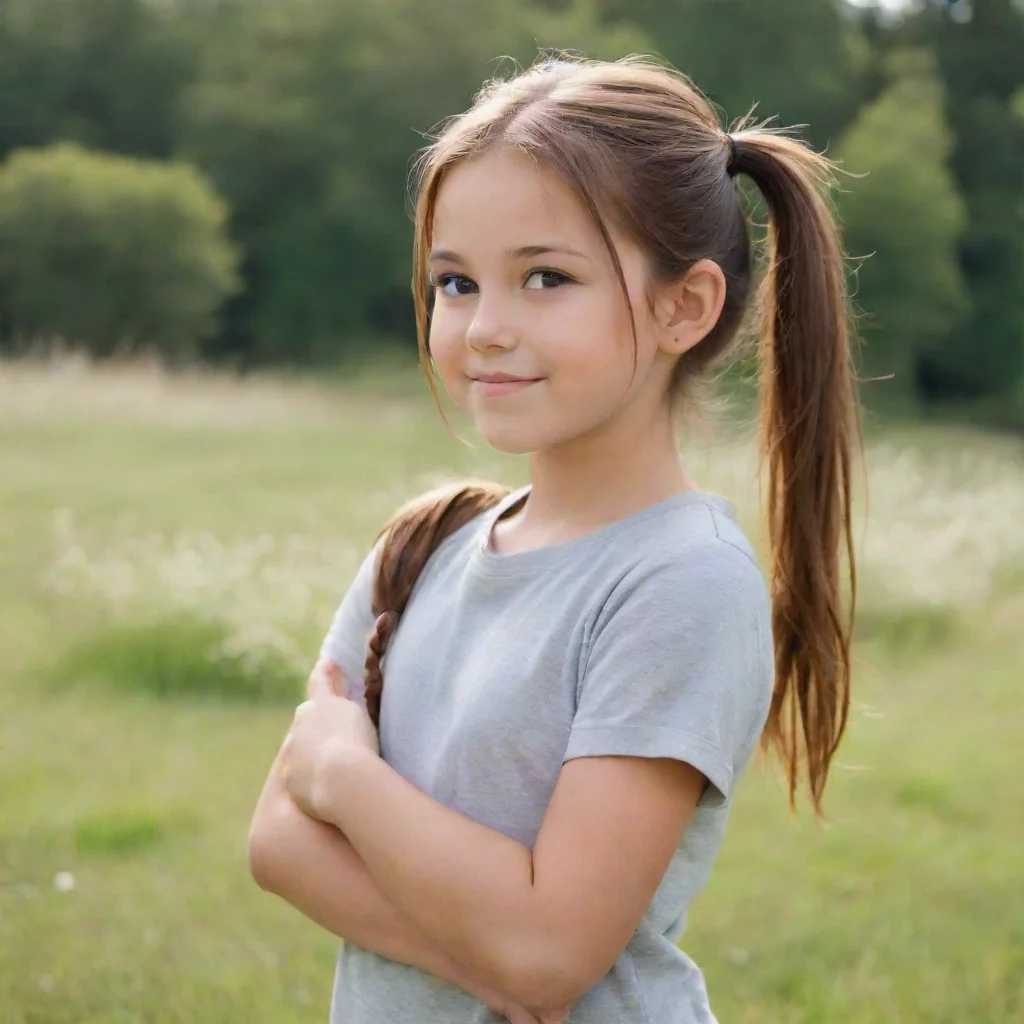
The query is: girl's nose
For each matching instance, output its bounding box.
[466,297,517,352]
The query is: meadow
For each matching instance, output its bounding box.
[1,358,1021,1023]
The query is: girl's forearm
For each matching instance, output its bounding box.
[248,768,504,1007]
[312,749,544,1003]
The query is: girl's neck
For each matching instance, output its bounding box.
[494,406,695,554]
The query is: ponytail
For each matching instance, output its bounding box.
[731,131,860,814]
[362,481,510,728]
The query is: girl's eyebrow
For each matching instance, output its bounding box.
[428,243,592,264]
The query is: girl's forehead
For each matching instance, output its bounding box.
[432,150,600,248]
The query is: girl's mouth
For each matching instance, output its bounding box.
[471,374,545,397]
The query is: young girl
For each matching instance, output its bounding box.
[249,54,858,1024]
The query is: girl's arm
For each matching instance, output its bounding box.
[249,755,555,1022]
[254,661,535,1016]
[279,661,705,1013]
[250,759,460,980]
[307,746,704,1012]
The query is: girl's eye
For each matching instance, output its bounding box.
[525,270,571,291]
[435,274,477,298]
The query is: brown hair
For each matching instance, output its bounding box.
[362,481,510,729]
[371,55,859,813]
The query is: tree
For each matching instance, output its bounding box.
[180,0,647,365]
[885,0,1024,400]
[0,0,199,161]
[836,51,969,401]
[0,143,240,359]
[925,0,1024,399]
[594,0,867,147]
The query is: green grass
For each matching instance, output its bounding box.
[1,359,1022,1023]
[51,616,301,705]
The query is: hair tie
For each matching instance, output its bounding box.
[725,133,739,177]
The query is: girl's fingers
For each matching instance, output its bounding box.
[533,1008,570,1024]
[502,1006,540,1024]
[306,658,346,699]
[502,1002,564,1024]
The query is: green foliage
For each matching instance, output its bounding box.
[854,605,958,657]
[0,0,199,160]
[836,52,969,398]
[180,0,648,365]
[0,0,1017,409]
[51,615,301,706]
[1012,86,1024,122]
[910,0,1024,400]
[74,807,195,857]
[0,143,240,358]
[595,0,866,145]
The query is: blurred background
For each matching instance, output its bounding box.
[1,0,1022,1022]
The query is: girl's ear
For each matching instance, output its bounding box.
[655,259,728,357]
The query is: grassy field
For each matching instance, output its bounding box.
[1,358,1022,1024]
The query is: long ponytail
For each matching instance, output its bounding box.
[731,131,860,813]
[362,481,510,728]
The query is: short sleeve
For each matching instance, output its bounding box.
[319,539,382,705]
[564,541,772,808]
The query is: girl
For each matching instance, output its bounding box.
[249,54,858,1024]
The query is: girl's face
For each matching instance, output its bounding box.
[427,148,677,456]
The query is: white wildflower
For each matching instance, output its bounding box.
[43,513,361,674]
[53,871,75,893]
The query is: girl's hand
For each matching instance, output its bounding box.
[499,998,572,1024]
[286,666,570,1024]
[467,980,570,1024]
[445,956,570,1023]
[279,666,379,820]
[502,1001,572,1023]
[305,656,345,700]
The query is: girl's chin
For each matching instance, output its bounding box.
[472,418,545,456]
[477,431,541,457]
[469,404,586,456]
[476,422,577,457]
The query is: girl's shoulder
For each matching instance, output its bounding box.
[590,499,769,634]
[581,489,765,597]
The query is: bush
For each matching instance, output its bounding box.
[0,142,240,360]
[50,615,303,706]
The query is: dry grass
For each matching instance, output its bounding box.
[0,351,424,428]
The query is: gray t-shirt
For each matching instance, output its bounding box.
[320,486,774,1023]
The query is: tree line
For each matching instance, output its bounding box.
[0,0,1021,416]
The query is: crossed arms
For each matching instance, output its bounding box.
[248,659,704,1016]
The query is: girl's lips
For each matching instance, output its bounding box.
[472,378,543,397]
